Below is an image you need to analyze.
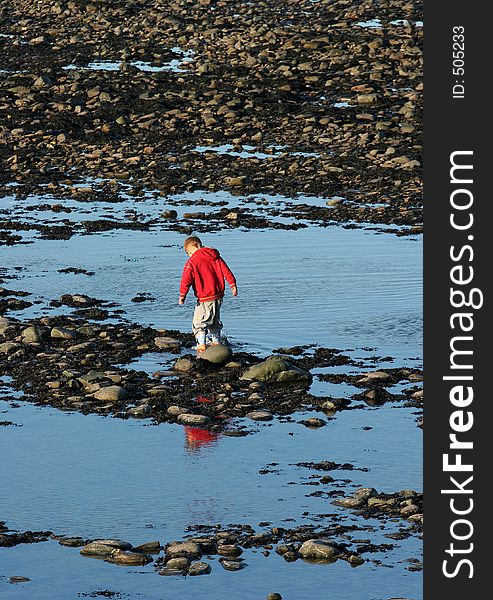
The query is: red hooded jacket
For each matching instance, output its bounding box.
[180,247,237,302]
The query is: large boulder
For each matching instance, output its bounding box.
[198,344,232,364]
[240,356,312,384]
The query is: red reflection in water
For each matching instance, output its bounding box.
[185,426,220,452]
[184,396,221,453]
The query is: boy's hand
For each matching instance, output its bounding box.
[178,296,185,305]
[231,285,238,297]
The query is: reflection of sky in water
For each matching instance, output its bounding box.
[0,189,422,597]
[2,225,421,359]
[62,48,194,73]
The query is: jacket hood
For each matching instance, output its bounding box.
[193,247,220,261]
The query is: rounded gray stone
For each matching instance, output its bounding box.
[177,414,209,426]
[299,539,339,561]
[246,411,273,421]
[93,386,128,402]
[199,344,233,364]
[188,561,212,576]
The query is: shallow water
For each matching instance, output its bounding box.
[3,224,421,358]
[1,192,422,598]
[0,391,422,599]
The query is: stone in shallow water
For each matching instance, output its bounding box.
[80,539,132,557]
[58,537,86,547]
[133,540,161,553]
[177,413,209,426]
[166,541,202,559]
[93,385,128,402]
[105,549,153,565]
[155,336,181,351]
[188,561,212,575]
[219,557,246,571]
[299,539,339,561]
[126,403,151,418]
[332,497,366,508]
[198,344,232,364]
[240,356,311,383]
[217,544,243,557]
[246,411,273,421]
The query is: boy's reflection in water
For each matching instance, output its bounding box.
[184,396,220,453]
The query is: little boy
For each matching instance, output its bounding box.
[178,236,238,352]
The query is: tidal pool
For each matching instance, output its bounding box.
[1,214,422,599]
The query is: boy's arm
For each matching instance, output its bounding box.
[179,263,193,303]
[219,258,238,296]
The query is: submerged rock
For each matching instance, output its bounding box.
[8,576,30,583]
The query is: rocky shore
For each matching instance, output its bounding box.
[1,0,422,242]
[0,309,422,428]
[1,1,422,596]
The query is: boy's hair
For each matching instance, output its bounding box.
[184,236,202,251]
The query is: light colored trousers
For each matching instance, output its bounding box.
[192,298,223,339]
